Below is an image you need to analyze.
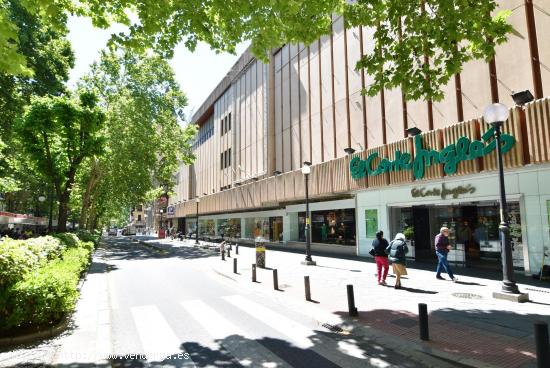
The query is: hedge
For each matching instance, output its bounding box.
[0,233,95,333]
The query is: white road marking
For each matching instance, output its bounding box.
[181,299,292,367]
[222,294,314,349]
[131,305,191,364]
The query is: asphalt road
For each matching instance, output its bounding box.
[100,237,422,368]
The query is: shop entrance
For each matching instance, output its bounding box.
[391,202,524,270]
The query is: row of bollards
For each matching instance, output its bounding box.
[223,250,550,367]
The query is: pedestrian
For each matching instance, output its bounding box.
[435,226,458,282]
[371,230,389,285]
[386,233,409,289]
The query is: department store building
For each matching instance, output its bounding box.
[165,1,550,274]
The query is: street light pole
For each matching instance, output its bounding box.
[48,185,53,233]
[483,103,527,301]
[301,162,316,265]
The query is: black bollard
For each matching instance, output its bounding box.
[227,247,231,258]
[418,303,429,341]
[535,321,550,368]
[236,244,239,255]
[273,269,279,290]
[347,285,358,317]
[221,249,225,261]
[233,258,237,274]
[304,276,311,301]
[252,264,257,282]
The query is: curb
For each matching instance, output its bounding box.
[0,244,105,350]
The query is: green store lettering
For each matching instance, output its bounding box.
[350,128,515,180]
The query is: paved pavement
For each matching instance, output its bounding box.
[1,237,452,368]
[138,237,550,368]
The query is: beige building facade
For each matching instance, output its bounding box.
[168,1,550,273]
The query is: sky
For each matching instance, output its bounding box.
[67,16,249,120]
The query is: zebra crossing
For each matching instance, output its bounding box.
[119,293,382,368]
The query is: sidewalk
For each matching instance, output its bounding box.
[141,237,550,368]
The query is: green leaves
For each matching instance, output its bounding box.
[345,0,511,101]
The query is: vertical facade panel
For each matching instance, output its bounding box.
[415,130,443,181]
[495,0,535,109]
[365,146,389,187]
[320,34,335,161]
[460,58,492,121]
[333,16,348,158]
[387,138,414,185]
[290,49,301,170]
[442,119,480,177]
[432,77,458,129]
[309,41,323,164]
[406,99,430,136]
[482,108,524,170]
[347,26,365,152]
[534,0,549,93]
[384,87,405,144]
[348,151,368,191]
[282,48,292,172]
[250,62,258,177]
[525,97,550,163]
[274,51,283,172]
[299,48,311,163]
[332,156,350,193]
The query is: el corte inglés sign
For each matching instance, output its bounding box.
[350,127,515,180]
[411,183,476,199]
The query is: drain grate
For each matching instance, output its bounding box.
[452,292,483,299]
[391,318,418,328]
[322,323,344,333]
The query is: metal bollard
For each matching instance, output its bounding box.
[252,264,257,282]
[227,247,231,257]
[418,303,429,341]
[273,269,279,290]
[236,244,239,255]
[535,321,550,368]
[304,276,311,301]
[347,285,358,316]
[221,249,225,261]
[233,258,237,274]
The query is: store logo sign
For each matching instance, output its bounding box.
[411,183,476,199]
[350,128,515,180]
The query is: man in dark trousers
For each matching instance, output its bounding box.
[435,226,458,282]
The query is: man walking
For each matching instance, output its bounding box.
[435,227,458,282]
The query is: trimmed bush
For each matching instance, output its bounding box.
[0,235,94,333]
[76,230,100,247]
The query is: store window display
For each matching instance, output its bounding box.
[298,209,356,246]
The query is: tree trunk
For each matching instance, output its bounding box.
[57,191,70,232]
[79,162,101,228]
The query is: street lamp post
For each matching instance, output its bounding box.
[38,195,46,220]
[301,162,316,266]
[483,103,528,302]
[195,197,200,245]
[159,209,164,231]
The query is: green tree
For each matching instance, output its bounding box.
[15,92,106,231]
[0,0,74,214]
[0,0,510,101]
[76,51,196,230]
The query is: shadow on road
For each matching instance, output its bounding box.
[101,238,218,262]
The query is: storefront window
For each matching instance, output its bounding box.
[270,217,283,242]
[390,202,523,268]
[244,218,270,240]
[198,219,215,236]
[217,218,241,238]
[298,209,356,246]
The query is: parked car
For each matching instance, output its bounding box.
[108,228,117,236]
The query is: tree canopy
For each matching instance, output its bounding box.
[0,0,510,101]
[15,92,106,231]
[74,51,197,229]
